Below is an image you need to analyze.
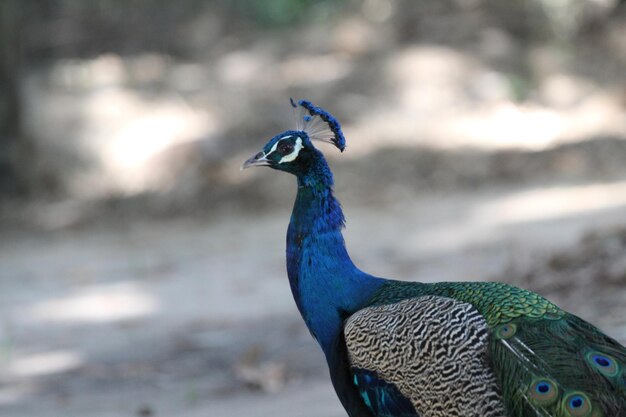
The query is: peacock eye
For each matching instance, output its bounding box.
[528,378,559,406]
[277,141,295,155]
[586,351,619,377]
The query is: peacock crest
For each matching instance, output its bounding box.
[290,98,346,151]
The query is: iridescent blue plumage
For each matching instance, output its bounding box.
[242,100,626,417]
[353,369,418,417]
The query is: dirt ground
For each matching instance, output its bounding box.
[1,175,625,417]
[1,4,626,416]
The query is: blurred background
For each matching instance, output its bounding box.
[0,1,625,416]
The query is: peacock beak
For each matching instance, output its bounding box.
[241,151,270,170]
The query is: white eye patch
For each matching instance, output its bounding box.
[266,136,303,164]
[278,137,303,164]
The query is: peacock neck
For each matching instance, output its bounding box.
[286,161,383,355]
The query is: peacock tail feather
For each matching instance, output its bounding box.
[365,280,626,416]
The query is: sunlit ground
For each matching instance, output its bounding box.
[2,178,626,416]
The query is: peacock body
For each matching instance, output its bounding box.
[242,100,626,417]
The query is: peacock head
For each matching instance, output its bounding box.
[241,99,345,176]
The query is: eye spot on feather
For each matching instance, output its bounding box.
[594,356,609,367]
[528,378,558,406]
[494,323,517,339]
[562,392,592,417]
[585,351,620,377]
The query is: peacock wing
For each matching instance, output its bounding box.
[343,295,507,417]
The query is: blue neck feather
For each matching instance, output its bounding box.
[286,152,383,356]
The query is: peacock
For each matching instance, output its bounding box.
[241,99,626,417]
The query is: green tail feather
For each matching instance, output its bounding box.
[491,313,626,416]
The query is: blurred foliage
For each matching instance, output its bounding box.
[0,0,624,201]
[225,0,346,27]
[20,0,211,59]
[0,0,26,195]
[13,0,624,61]
[17,0,348,61]
[507,73,533,102]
